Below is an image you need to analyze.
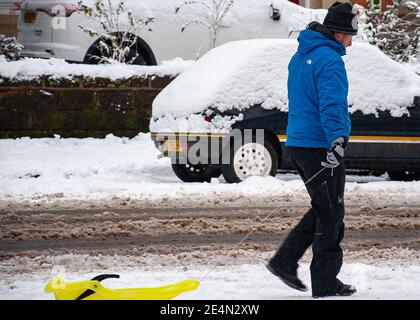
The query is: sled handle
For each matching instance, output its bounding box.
[91,274,120,282]
[75,274,120,300]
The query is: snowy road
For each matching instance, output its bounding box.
[1,205,420,257]
[1,134,420,299]
[1,203,420,300]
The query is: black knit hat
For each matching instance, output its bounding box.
[323,1,358,35]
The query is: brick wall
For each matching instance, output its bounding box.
[352,0,394,12]
[0,75,174,138]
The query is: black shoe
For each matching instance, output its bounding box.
[313,284,357,298]
[266,263,308,292]
[336,284,357,297]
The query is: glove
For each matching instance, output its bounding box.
[321,137,348,169]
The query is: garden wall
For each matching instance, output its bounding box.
[0,75,174,138]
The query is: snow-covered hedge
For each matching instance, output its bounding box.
[0,57,194,82]
[0,35,23,62]
[0,56,191,138]
[151,39,420,133]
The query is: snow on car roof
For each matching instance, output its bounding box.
[152,39,420,120]
[152,39,294,118]
[346,44,420,116]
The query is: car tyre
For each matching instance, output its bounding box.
[171,163,221,183]
[221,131,278,183]
[83,33,155,66]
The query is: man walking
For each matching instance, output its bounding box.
[267,2,358,298]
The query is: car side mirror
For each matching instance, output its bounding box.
[271,4,281,21]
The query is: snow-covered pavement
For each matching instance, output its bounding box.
[1,255,420,300]
[1,133,420,209]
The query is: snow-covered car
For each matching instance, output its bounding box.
[150,39,420,183]
[17,0,325,64]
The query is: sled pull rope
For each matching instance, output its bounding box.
[198,166,328,282]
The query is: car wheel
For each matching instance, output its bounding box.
[221,133,278,183]
[388,171,420,181]
[83,33,155,66]
[171,163,221,183]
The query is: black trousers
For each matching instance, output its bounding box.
[270,147,346,297]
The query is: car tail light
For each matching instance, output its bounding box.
[13,2,21,12]
[35,4,80,17]
[204,115,212,122]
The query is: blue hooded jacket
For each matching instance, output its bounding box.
[286,22,351,148]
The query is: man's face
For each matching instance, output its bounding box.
[334,33,353,47]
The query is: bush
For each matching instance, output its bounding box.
[78,0,153,64]
[0,34,23,61]
[362,0,419,63]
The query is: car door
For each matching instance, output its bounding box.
[347,99,420,169]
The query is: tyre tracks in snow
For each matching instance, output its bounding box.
[1,203,420,258]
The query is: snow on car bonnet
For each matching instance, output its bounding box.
[151,39,420,132]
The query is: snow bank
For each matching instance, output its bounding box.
[0,57,194,81]
[152,39,420,132]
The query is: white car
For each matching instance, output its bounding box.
[17,0,326,64]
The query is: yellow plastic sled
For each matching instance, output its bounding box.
[45,274,200,300]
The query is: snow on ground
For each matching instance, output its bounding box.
[0,56,194,81]
[1,244,420,300]
[404,60,420,75]
[1,255,420,300]
[1,134,420,207]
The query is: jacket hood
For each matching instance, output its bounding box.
[297,21,346,56]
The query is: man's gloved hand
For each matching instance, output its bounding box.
[321,137,348,168]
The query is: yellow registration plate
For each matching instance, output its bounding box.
[163,140,183,152]
[24,11,37,23]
